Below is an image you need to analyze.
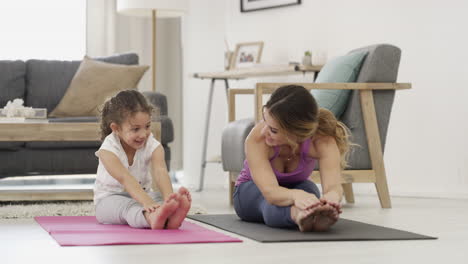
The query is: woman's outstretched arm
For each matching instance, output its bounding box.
[315,136,343,204]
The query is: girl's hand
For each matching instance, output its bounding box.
[293,190,321,210]
[143,203,160,213]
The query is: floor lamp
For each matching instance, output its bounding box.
[117,0,188,92]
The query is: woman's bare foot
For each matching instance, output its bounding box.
[166,187,192,229]
[312,205,337,232]
[144,194,179,229]
[291,206,316,232]
[291,204,337,232]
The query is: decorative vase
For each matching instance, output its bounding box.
[302,55,312,66]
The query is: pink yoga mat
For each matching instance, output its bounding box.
[35,216,242,246]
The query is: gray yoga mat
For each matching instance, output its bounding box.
[188,214,437,242]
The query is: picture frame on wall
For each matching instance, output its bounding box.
[230,41,264,70]
[241,0,301,13]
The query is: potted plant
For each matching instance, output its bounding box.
[302,50,312,66]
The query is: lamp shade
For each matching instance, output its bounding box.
[117,0,188,18]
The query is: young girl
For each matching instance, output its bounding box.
[94,90,191,229]
[234,85,349,232]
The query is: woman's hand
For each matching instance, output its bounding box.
[318,199,342,221]
[293,190,321,210]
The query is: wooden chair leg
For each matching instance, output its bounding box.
[342,183,355,204]
[229,172,236,205]
[373,160,391,208]
[360,90,391,208]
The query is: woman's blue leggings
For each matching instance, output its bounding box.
[233,180,320,228]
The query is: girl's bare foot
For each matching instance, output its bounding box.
[145,194,179,229]
[166,187,192,229]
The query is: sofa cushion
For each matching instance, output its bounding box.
[311,51,367,118]
[0,60,27,150]
[25,53,140,113]
[0,142,25,151]
[0,60,26,108]
[25,148,98,176]
[0,149,28,177]
[49,56,149,117]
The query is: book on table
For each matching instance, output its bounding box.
[0,107,48,123]
[0,117,49,123]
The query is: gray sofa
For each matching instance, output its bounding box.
[0,53,174,178]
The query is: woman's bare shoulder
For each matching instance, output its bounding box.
[245,122,270,156]
[309,135,337,158]
[246,122,266,144]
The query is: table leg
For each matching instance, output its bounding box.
[313,72,319,81]
[197,78,230,192]
[198,79,216,192]
[224,79,229,100]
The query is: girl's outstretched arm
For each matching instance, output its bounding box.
[150,145,174,200]
[98,149,158,211]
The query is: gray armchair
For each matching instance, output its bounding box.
[221,44,411,208]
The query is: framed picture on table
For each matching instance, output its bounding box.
[230,41,264,70]
[241,0,301,13]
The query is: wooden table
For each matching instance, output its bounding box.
[0,122,161,142]
[0,121,161,201]
[193,64,323,191]
[193,64,323,80]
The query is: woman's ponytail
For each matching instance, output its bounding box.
[316,108,352,168]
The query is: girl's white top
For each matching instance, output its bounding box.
[93,132,161,204]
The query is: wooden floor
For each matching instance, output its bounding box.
[1,187,467,264]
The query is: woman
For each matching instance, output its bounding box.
[233,85,351,232]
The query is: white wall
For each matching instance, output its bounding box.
[183,0,468,198]
[182,0,228,189]
[155,18,184,171]
[87,0,184,171]
[0,0,85,60]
